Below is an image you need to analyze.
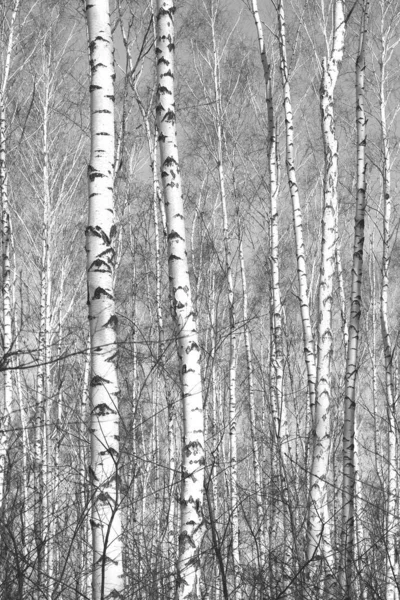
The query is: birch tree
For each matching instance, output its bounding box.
[206,5,242,596]
[155,1,205,598]
[0,0,21,509]
[251,0,290,591]
[307,0,345,584]
[342,4,368,596]
[277,0,316,417]
[85,1,124,598]
[377,2,400,596]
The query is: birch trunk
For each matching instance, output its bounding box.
[307,0,345,582]
[78,341,91,600]
[342,5,368,596]
[34,71,52,594]
[0,92,12,511]
[249,11,281,583]
[155,2,205,598]
[42,53,54,598]
[0,0,21,509]
[379,7,397,597]
[85,2,124,598]
[335,241,348,358]
[238,234,266,594]
[252,2,294,584]
[277,0,316,417]
[208,8,241,596]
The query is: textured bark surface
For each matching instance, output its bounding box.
[342,5,368,596]
[0,0,21,510]
[0,102,11,508]
[85,2,123,598]
[307,0,345,583]
[252,2,291,591]
[379,6,397,596]
[277,0,316,416]
[208,9,241,597]
[155,2,205,598]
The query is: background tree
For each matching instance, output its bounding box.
[0,2,399,600]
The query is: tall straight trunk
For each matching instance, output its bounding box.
[208,8,241,597]
[277,0,316,417]
[336,241,348,358]
[252,3,294,586]
[379,6,397,597]
[249,10,282,585]
[155,2,205,598]
[77,341,90,600]
[208,276,228,600]
[342,5,368,597]
[238,234,266,594]
[41,52,54,598]
[354,434,367,600]
[167,388,177,596]
[250,2,282,406]
[151,109,164,600]
[0,0,21,509]
[85,2,124,598]
[34,75,52,594]
[0,97,12,510]
[307,1,345,581]
[120,6,167,241]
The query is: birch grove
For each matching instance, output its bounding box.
[0,1,400,599]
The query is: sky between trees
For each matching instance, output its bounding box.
[1,0,400,599]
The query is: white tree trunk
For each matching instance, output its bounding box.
[342,4,368,596]
[0,0,21,509]
[155,2,205,598]
[208,8,241,596]
[379,6,397,597]
[335,241,348,358]
[307,0,345,583]
[85,2,124,598]
[277,0,316,417]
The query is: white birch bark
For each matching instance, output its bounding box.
[354,433,367,600]
[367,233,383,487]
[307,0,345,580]
[0,0,21,509]
[342,4,368,596]
[249,5,293,580]
[335,241,348,358]
[85,2,123,598]
[33,57,53,594]
[208,8,241,596]
[379,7,397,597]
[155,2,205,598]
[77,340,91,599]
[277,0,316,417]
[42,55,54,598]
[251,0,287,459]
[0,85,12,512]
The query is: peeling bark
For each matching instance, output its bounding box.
[277,0,316,419]
[85,2,124,598]
[155,2,205,598]
[307,1,345,585]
